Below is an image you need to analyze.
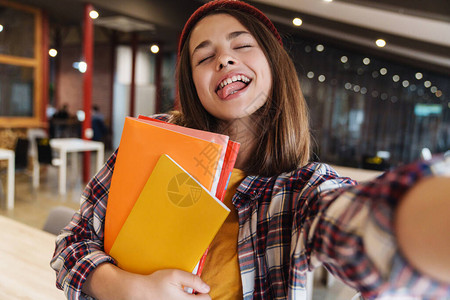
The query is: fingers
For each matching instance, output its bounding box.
[175,271,210,294]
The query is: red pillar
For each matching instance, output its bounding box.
[109,30,117,146]
[82,3,94,182]
[155,44,162,114]
[41,12,49,126]
[129,32,138,117]
[54,28,62,109]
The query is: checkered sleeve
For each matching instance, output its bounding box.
[50,150,118,300]
[295,156,450,299]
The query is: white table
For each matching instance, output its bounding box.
[0,149,15,210]
[0,215,66,299]
[50,138,104,195]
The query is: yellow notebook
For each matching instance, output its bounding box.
[109,154,230,275]
[104,117,223,253]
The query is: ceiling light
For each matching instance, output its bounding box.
[48,48,58,57]
[340,56,348,63]
[415,72,423,80]
[392,75,400,82]
[89,10,99,19]
[402,80,409,88]
[78,62,87,73]
[0,24,3,32]
[435,90,442,97]
[379,68,387,75]
[150,44,159,54]
[424,81,431,88]
[73,61,87,73]
[375,39,386,47]
[363,57,370,65]
[318,75,325,82]
[344,82,352,90]
[307,71,314,78]
[430,86,438,93]
[324,0,333,2]
[316,44,324,52]
[292,18,302,26]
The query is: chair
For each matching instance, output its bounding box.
[42,205,76,235]
[14,138,29,171]
[34,137,61,188]
[27,128,47,187]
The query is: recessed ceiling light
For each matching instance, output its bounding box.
[150,44,159,54]
[316,44,324,52]
[292,18,302,26]
[0,24,3,32]
[89,10,99,19]
[375,39,386,47]
[415,72,423,80]
[48,48,58,57]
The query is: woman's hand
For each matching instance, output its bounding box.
[131,269,211,300]
[82,263,211,300]
[395,176,450,283]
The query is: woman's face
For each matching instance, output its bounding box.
[189,14,272,122]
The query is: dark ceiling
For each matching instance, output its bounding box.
[8,0,450,74]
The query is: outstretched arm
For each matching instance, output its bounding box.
[395,176,450,283]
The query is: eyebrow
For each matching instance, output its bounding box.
[191,31,251,56]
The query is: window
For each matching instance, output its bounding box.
[0,0,42,126]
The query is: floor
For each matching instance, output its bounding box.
[0,155,359,300]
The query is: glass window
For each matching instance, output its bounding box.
[0,63,34,116]
[0,6,35,58]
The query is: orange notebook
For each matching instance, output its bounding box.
[109,154,230,275]
[104,117,224,253]
[137,115,230,196]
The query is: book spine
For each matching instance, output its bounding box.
[196,140,240,279]
[214,140,240,202]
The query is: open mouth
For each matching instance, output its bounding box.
[216,75,251,99]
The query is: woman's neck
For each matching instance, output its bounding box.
[221,117,257,171]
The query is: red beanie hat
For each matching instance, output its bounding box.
[178,0,282,55]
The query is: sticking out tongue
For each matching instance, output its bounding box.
[217,81,247,99]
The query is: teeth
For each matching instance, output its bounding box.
[219,75,250,89]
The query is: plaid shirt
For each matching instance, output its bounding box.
[51,145,450,299]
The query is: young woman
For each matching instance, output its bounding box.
[51,1,450,299]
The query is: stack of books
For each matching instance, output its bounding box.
[104,116,240,276]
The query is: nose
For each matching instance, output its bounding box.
[216,54,236,71]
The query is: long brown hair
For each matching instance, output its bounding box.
[173,8,310,177]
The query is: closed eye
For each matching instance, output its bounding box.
[197,55,214,65]
[235,44,252,49]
